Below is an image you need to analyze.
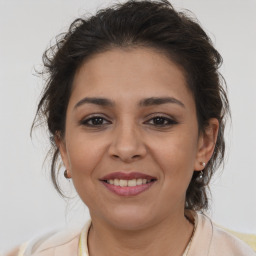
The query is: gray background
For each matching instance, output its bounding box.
[1,0,256,253]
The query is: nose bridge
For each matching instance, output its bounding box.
[108,118,146,161]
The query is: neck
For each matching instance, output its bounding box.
[87,210,194,256]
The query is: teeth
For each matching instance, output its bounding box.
[114,179,119,186]
[137,178,142,185]
[106,179,152,187]
[128,179,136,187]
[119,180,128,186]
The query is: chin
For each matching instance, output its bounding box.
[102,205,158,231]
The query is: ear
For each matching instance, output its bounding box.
[55,133,71,177]
[194,118,219,171]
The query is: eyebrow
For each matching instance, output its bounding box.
[139,97,185,108]
[74,97,114,109]
[74,96,185,110]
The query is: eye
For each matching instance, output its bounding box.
[146,116,178,127]
[80,116,111,127]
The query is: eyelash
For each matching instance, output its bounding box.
[146,116,178,127]
[80,115,178,128]
[80,115,111,127]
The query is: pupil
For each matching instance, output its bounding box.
[92,118,103,125]
[154,117,164,124]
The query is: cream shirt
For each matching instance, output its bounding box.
[17,212,255,256]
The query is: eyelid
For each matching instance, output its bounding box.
[144,112,176,120]
[79,113,112,126]
[144,113,178,126]
[79,112,178,128]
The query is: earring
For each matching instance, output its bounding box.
[198,162,205,180]
[64,170,71,179]
[200,162,206,168]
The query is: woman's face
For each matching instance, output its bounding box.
[59,47,216,230]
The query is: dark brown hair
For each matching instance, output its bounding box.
[33,0,230,211]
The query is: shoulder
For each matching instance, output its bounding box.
[210,223,256,255]
[196,212,256,255]
[24,228,80,256]
[5,247,19,256]
[6,221,91,256]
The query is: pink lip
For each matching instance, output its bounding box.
[101,181,155,196]
[100,172,156,181]
[99,172,157,197]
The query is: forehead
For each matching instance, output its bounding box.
[70,47,194,107]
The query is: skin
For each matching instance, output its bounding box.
[58,47,219,256]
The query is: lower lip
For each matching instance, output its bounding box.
[101,181,155,196]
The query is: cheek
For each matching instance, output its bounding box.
[66,133,107,180]
[65,135,108,207]
[152,137,198,206]
[151,129,199,180]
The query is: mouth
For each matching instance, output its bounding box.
[104,178,154,186]
[99,172,157,196]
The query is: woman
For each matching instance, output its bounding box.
[7,0,255,255]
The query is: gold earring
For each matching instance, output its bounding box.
[64,170,71,179]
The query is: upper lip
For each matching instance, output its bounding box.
[100,172,157,181]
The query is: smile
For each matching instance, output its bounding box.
[105,178,151,187]
[100,172,157,196]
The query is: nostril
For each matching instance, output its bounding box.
[111,153,142,162]
[108,138,147,162]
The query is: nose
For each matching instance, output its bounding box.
[108,123,147,163]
